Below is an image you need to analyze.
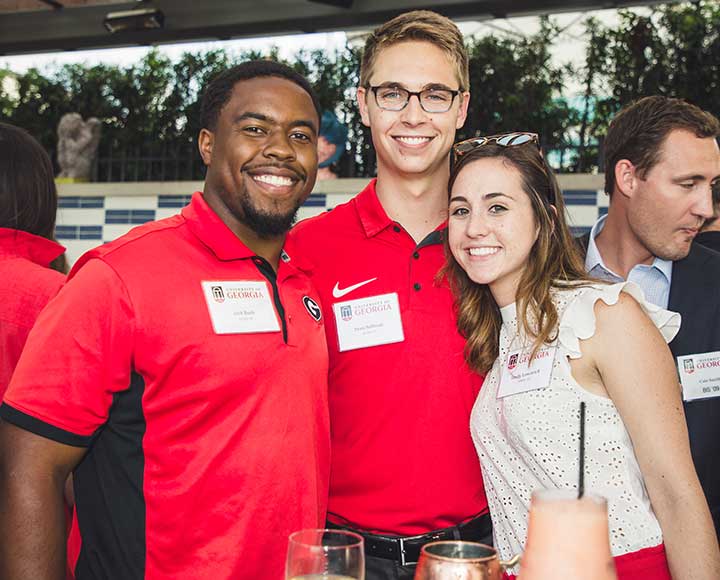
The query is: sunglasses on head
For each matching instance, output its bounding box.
[453,132,540,157]
[453,132,556,205]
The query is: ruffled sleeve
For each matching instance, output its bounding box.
[558,282,681,359]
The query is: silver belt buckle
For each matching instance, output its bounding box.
[398,536,411,566]
[398,536,421,566]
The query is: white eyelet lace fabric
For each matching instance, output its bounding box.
[470,282,681,575]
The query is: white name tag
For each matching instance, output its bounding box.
[677,350,720,402]
[497,345,556,398]
[202,280,281,334]
[333,292,404,352]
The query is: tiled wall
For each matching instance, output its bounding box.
[56,176,608,266]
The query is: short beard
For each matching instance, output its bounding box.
[239,194,303,239]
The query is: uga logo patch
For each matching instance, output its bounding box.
[303,296,322,322]
[683,358,695,374]
[211,286,225,303]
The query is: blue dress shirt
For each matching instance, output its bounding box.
[585,215,673,308]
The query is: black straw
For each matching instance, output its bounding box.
[578,401,586,499]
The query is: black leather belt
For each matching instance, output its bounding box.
[327,513,492,566]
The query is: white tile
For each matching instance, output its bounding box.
[565,205,599,228]
[104,196,159,209]
[63,240,104,266]
[596,190,610,208]
[296,206,326,222]
[155,208,183,220]
[102,224,137,242]
[56,208,106,226]
[326,192,357,209]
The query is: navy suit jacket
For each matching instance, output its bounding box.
[695,230,720,254]
[578,234,720,537]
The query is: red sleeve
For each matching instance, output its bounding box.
[1,258,135,446]
[0,265,65,396]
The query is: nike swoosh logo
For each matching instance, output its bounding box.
[332,277,378,299]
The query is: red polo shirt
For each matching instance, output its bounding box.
[2,192,330,580]
[0,228,64,395]
[290,179,487,535]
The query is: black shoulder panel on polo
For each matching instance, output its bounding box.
[0,403,94,447]
[74,371,147,580]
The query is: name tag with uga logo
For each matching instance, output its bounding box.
[677,350,720,402]
[333,292,404,352]
[497,345,556,398]
[202,280,281,334]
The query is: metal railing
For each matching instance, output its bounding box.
[91,143,207,182]
[79,142,603,183]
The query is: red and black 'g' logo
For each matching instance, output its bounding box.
[303,296,322,322]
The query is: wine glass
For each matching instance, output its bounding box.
[285,529,365,580]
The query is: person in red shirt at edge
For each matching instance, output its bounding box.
[0,123,74,580]
[290,11,489,579]
[0,60,330,580]
[0,122,67,396]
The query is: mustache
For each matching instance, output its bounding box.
[242,162,305,182]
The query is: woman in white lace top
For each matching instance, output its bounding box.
[444,133,719,579]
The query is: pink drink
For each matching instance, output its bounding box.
[518,490,617,580]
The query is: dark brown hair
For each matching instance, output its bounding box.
[604,96,720,195]
[0,122,58,240]
[444,142,589,374]
[359,10,469,92]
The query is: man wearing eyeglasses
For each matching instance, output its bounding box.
[290,11,490,580]
[578,96,720,540]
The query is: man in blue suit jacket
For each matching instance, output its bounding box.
[695,200,720,253]
[578,96,720,538]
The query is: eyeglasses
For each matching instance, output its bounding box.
[368,85,460,113]
[453,132,539,157]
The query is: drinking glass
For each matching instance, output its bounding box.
[518,489,617,580]
[414,541,520,580]
[285,529,365,580]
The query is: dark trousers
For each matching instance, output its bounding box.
[365,554,417,580]
[327,515,493,580]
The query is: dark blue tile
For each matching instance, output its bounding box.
[58,197,81,208]
[571,226,591,236]
[130,210,156,224]
[105,210,131,224]
[564,197,598,206]
[55,225,79,239]
[79,226,103,240]
[303,195,327,207]
[158,195,193,208]
[563,189,597,206]
[79,197,104,208]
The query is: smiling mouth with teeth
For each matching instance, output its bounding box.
[252,174,297,187]
[468,247,500,256]
[396,136,432,145]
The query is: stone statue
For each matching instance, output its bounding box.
[57,113,102,181]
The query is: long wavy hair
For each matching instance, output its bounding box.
[443,142,590,374]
